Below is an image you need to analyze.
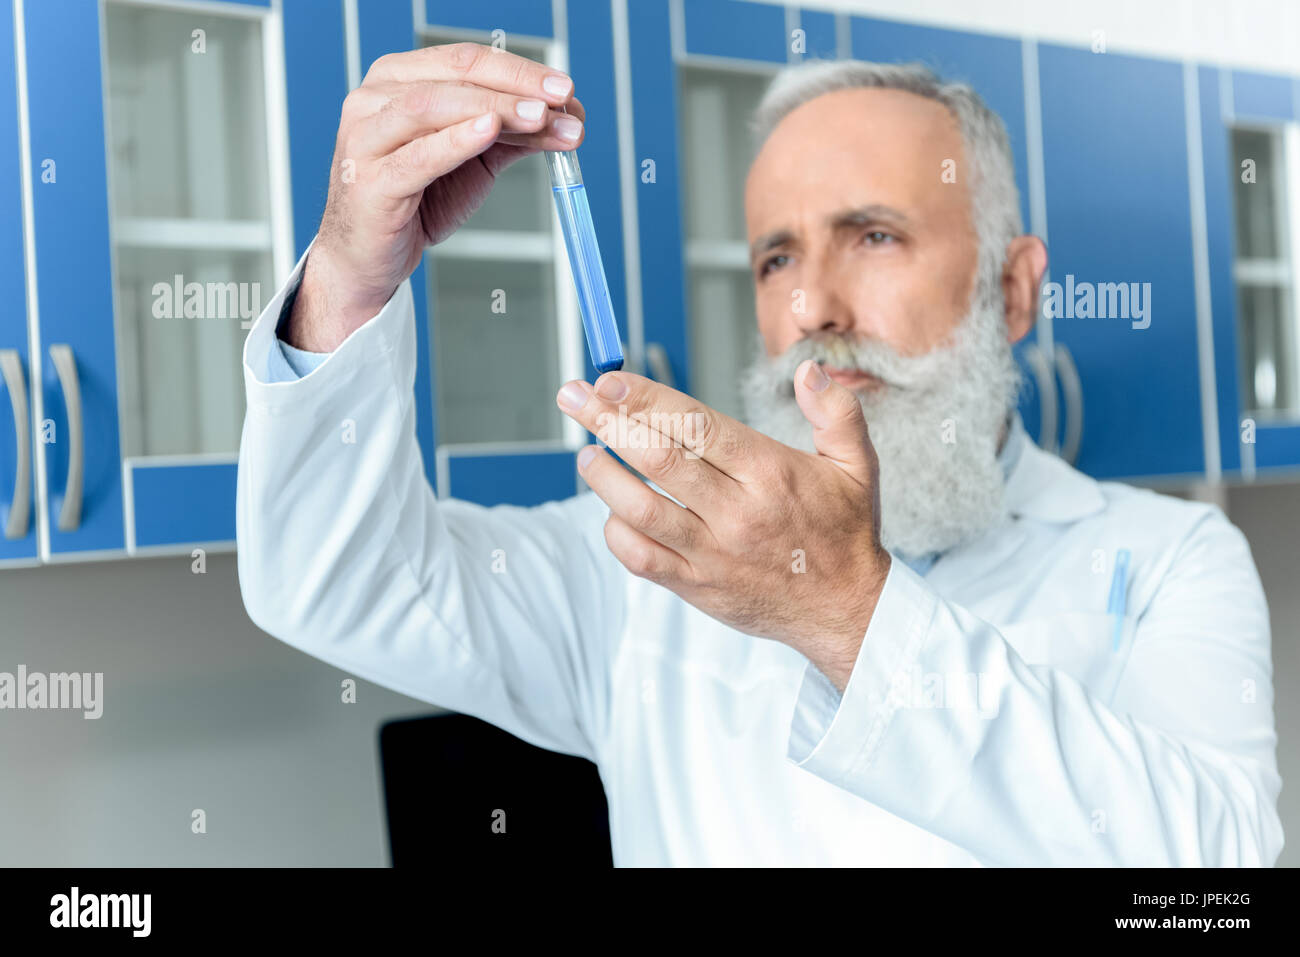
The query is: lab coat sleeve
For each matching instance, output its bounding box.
[236,245,622,762]
[787,511,1284,866]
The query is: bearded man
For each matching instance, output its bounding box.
[236,46,1282,866]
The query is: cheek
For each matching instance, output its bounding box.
[754,282,801,355]
[848,262,954,352]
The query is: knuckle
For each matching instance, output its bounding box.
[629,495,661,532]
[400,82,438,116]
[506,55,532,89]
[685,410,717,455]
[446,41,486,76]
[729,499,768,542]
[757,452,796,495]
[640,442,676,477]
[626,543,659,579]
[340,88,367,122]
[364,53,395,84]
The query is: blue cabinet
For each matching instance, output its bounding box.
[0,0,35,565]
[1037,47,1206,480]
[13,0,348,557]
[1200,66,1300,477]
[22,0,125,558]
[3,0,1298,565]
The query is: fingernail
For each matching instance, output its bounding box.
[472,112,494,133]
[803,361,830,392]
[543,74,573,98]
[577,446,598,470]
[516,99,546,121]
[554,115,583,141]
[557,381,589,412]
[595,375,627,401]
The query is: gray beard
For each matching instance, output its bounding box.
[738,276,1022,560]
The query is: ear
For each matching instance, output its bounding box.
[1001,235,1048,345]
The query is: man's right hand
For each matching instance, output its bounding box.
[282,42,585,352]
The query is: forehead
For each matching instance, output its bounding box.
[744,86,969,231]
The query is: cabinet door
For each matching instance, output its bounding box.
[21,0,125,558]
[22,0,346,556]
[366,0,627,505]
[1201,66,1300,477]
[1039,46,1205,479]
[0,0,35,565]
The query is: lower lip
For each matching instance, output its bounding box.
[823,367,884,391]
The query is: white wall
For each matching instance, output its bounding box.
[755,0,1300,75]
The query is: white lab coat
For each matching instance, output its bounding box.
[237,248,1284,866]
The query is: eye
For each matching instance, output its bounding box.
[758,254,790,278]
[863,230,896,245]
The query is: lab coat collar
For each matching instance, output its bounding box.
[1001,413,1107,524]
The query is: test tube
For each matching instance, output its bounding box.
[546,146,624,374]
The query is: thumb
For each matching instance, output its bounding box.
[793,359,876,486]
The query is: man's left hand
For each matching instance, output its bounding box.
[555,359,891,691]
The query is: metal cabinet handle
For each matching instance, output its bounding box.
[49,344,83,532]
[1054,343,1084,466]
[1020,342,1059,454]
[644,341,675,389]
[0,349,31,540]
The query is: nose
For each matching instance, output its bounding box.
[791,257,855,337]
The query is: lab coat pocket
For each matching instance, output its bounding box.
[999,610,1135,702]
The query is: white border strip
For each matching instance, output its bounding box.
[668,0,684,62]
[13,0,48,560]
[1021,38,1053,356]
[835,11,851,59]
[264,0,294,284]
[343,0,361,90]
[1183,60,1223,482]
[611,0,645,375]
[109,0,266,19]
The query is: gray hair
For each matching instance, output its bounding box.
[752,59,1023,293]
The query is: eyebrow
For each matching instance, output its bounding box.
[749,204,913,263]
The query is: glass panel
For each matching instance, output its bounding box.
[688,267,759,422]
[114,247,271,457]
[679,67,770,242]
[680,68,769,420]
[1238,283,1298,419]
[431,257,561,444]
[1231,127,1281,260]
[421,34,552,233]
[104,3,274,459]
[105,5,269,222]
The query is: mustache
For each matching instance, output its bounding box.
[762,333,947,396]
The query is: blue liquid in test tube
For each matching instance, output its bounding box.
[546,148,624,374]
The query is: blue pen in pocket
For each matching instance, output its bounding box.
[545,144,624,375]
[1107,549,1131,651]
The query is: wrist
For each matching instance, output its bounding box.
[282,245,395,352]
[814,547,891,693]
